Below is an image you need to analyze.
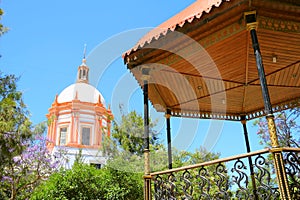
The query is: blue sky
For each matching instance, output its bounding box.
[0,0,265,158]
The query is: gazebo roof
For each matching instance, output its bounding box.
[123,0,300,121]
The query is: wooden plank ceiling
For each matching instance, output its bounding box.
[124,0,300,121]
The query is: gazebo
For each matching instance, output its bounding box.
[123,0,300,199]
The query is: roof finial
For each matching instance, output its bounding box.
[83,43,87,59]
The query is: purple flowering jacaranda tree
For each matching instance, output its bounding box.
[0,132,68,200]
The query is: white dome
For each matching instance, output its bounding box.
[57,83,105,105]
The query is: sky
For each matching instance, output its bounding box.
[0,0,265,159]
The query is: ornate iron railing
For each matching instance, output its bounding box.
[150,147,300,200]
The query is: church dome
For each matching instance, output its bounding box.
[56,57,105,105]
[46,53,113,169]
[57,82,105,105]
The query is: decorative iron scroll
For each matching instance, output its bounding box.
[254,154,280,199]
[214,163,230,199]
[231,159,250,199]
[196,166,211,199]
[284,151,300,199]
[152,151,300,200]
[167,173,177,199]
[181,170,193,199]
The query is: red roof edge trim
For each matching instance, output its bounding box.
[123,0,229,59]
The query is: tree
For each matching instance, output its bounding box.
[31,162,105,200]
[254,109,300,198]
[254,109,300,148]
[108,110,160,156]
[105,145,169,173]
[172,147,220,167]
[31,161,144,200]
[0,123,67,200]
[0,8,8,60]
[102,110,167,173]
[1,12,57,199]
[0,8,8,36]
[0,73,32,172]
[0,73,67,199]
[101,166,143,200]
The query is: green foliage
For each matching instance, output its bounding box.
[0,73,66,200]
[101,167,143,200]
[0,72,32,173]
[31,163,104,200]
[172,147,220,167]
[109,110,160,156]
[0,8,9,36]
[106,146,169,173]
[102,110,168,173]
[0,72,32,199]
[31,162,143,200]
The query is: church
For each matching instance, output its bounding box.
[46,57,113,168]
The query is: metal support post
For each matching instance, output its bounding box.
[245,11,291,200]
[165,109,172,169]
[142,66,151,200]
[241,116,258,200]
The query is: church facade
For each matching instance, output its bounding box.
[46,58,113,168]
